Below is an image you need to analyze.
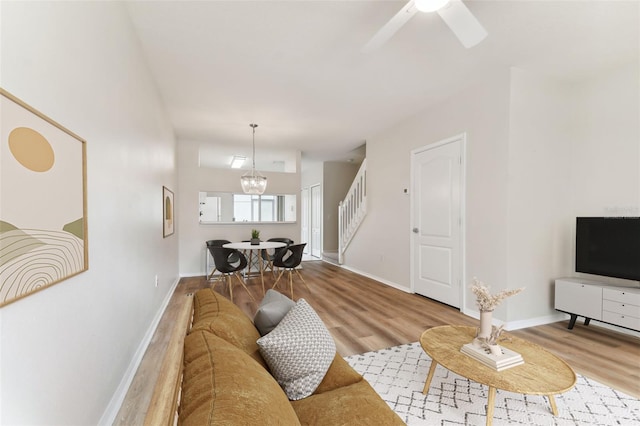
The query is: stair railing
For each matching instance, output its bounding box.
[338,159,367,264]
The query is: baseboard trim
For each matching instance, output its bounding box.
[451,309,567,331]
[335,266,589,333]
[335,263,412,294]
[466,309,640,335]
[504,312,640,337]
[98,276,181,426]
[180,272,206,278]
[504,313,567,331]
[554,312,640,338]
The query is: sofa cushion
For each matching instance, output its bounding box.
[191,288,267,369]
[192,288,243,326]
[257,299,336,400]
[290,379,405,426]
[180,330,301,426]
[254,289,296,336]
[313,354,364,395]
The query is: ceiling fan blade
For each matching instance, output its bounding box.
[437,0,487,48]
[362,1,418,53]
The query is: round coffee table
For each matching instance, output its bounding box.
[420,325,576,426]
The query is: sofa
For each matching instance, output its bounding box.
[145,287,405,425]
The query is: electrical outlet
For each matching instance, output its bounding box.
[155,275,159,287]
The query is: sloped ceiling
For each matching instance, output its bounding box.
[126,0,639,164]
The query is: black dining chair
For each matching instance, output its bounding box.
[206,240,240,280]
[271,243,309,299]
[210,246,254,302]
[261,237,294,275]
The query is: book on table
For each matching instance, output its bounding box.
[460,343,524,371]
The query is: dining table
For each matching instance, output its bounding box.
[223,241,287,294]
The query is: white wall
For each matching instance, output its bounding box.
[505,68,576,323]
[0,2,178,425]
[322,161,360,252]
[503,63,639,325]
[570,61,640,285]
[571,61,640,217]
[345,70,512,312]
[301,159,323,189]
[346,61,639,327]
[178,140,301,275]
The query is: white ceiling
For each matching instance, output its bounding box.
[198,142,299,172]
[126,0,639,163]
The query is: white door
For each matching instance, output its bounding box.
[411,136,464,308]
[301,188,310,253]
[310,184,322,258]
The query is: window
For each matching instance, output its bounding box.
[198,192,296,223]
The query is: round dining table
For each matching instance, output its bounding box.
[223,241,287,294]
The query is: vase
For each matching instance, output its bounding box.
[488,344,502,356]
[250,238,260,245]
[478,310,493,339]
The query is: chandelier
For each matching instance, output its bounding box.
[240,123,267,195]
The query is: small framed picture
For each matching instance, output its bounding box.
[163,186,174,237]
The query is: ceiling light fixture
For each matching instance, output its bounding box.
[230,155,246,169]
[414,0,449,13]
[240,123,267,195]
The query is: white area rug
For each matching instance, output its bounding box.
[345,342,640,426]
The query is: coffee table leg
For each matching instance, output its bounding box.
[486,386,496,426]
[547,394,558,416]
[422,361,438,395]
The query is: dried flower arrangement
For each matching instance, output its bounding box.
[487,325,505,346]
[477,325,509,348]
[474,324,509,354]
[474,324,502,342]
[470,277,524,312]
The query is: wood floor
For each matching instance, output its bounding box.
[115,260,640,425]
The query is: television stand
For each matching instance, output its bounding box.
[555,278,640,332]
[566,314,590,330]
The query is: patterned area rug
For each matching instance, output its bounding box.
[345,342,640,426]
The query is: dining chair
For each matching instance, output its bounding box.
[271,243,309,299]
[210,246,255,302]
[205,239,239,280]
[261,237,294,275]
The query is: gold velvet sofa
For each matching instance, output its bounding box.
[144,288,405,425]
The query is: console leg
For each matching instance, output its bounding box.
[567,314,577,330]
[584,318,591,326]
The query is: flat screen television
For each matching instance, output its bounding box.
[575,217,640,281]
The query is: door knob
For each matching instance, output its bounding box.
[413,228,419,233]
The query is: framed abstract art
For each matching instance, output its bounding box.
[0,89,88,307]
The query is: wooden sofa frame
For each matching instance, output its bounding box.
[143,293,194,426]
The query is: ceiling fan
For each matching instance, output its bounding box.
[362,0,487,53]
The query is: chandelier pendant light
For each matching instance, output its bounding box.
[240,123,267,195]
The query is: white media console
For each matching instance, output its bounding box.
[555,278,640,332]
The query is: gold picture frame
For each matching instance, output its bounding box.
[0,88,88,307]
[163,186,175,238]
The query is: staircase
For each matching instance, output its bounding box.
[338,159,367,264]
